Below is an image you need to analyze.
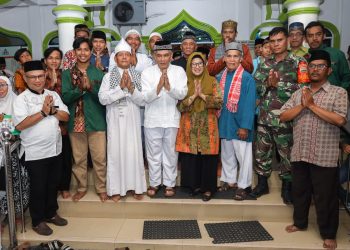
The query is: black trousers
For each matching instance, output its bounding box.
[181,153,218,194]
[26,155,62,227]
[58,134,72,191]
[291,161,339,239]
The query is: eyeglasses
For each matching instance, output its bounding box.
[26,74,46,81]
[191,62,204,68]
[308,63,328,70]
[0,84,8,89]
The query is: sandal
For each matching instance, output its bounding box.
[111,194,121,202]
[202,192,212,202]
[98,192,109,202]
[218,182,237,192]
[72,191,87,202]
[147,186,159,197]
[164,187,176,197]
[233,188,248,201]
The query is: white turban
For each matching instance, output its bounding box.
[124,29,141,39]
[114,38,132,54]
[148,32,162,41]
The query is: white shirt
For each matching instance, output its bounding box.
[141,64,188,128]
[13,89,69,161]
[109,52,153,73]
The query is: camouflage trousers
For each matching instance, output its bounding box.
[254,125,293,180]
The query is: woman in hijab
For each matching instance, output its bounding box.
[0,75,30,219]
[44,47,72,199]
[176,52,222,201]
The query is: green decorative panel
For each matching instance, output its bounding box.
[42,30,59,53]
[0,26,32,52]
[0,0,11,5]
[151,10,221,45]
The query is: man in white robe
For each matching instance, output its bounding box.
[99,39,146,202]
[141,41,188,197]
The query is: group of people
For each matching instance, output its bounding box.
[0,18,349,250]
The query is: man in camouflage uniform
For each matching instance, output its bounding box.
[251,27,307,204]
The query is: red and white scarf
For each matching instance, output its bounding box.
[218,64,244,116]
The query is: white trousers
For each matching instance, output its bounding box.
[220,139,253,189]
[144,127,178,187]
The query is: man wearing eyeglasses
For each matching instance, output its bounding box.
[13,60,70,236]
[288,22,308,57]
[280,50,348,250]
[305,21,350,90]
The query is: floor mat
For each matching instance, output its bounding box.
[143,220,201,239]
[204,220,273,244]
[150,186,256,200]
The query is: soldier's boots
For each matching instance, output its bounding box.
[250,175,269,198]
[281,180,293,205]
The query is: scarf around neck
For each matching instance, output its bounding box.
[218,64,244,115]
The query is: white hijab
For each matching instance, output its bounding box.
[0,76,16,115]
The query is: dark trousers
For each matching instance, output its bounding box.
[291,161,339,239]
[26,155,62,227]
[59,134,72,191]
[181,153,218,194]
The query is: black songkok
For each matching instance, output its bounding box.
[182,31,196,42]
[154,40,172,51]
[254,38,264,46]
[91,30,106,41]
[23,60,44,72]
[308,50,331,66]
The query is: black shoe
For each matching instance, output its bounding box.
[32,222,53,236]
[281,180,293,204]
[202,192,212,202]
[189,188,201,197]
[46,214,68,226]
[250,175,269,198]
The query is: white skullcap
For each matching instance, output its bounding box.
[148,32,162,41]
[124,29,141,39]
[114,38,132,54]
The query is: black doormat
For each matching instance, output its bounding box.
[204,220,273,244]
[143,220,201,239]
[149,186,256,200]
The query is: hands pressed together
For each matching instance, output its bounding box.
[42,95,57,116]
[120,70,135,94]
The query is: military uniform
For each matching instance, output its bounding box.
[254,52,306,180]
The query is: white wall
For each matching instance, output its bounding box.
[0,0,349,59]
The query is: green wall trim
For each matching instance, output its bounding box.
[266,0,272,20]
[99,8,106,26]
[287,7,320,17]
[94,28,121,41]
[85,0,105,4]
[85,9,94,28]
[52,4,88,14]
[283,0,324,9]
[0,0,11,5]
[320,20,340,49]
[260,31,270,37]
[42,30,58,54]
[0,26,32,52]
[56,17,85,24]
[150,9,222,45]
[250,22,283,40]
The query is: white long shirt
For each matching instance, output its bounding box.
[141,64,188,128]
[13,89,69,161]
[98,68,147,196]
